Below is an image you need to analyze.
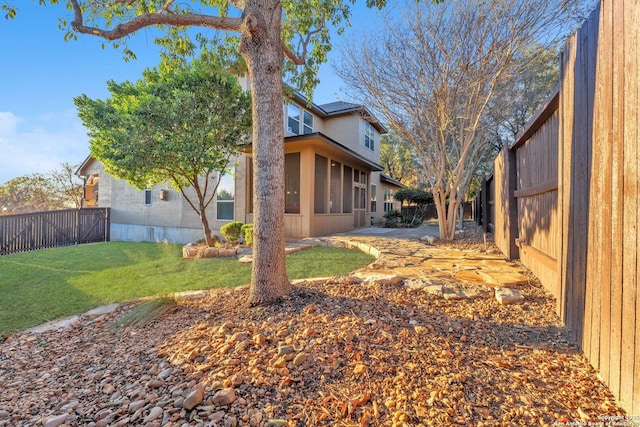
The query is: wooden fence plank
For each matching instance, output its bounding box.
[627,0,640,413]
[621,0,639,411]
[593,0,614,383]
[559,33,576,339]
[607,0,625,401]
[583,0,601,372]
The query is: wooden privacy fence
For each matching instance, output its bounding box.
[0,208,110,256]
[490,0,640,413]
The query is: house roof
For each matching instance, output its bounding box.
[75,155,96,177]
[380,173,406,188]
[318,101,361,114]
[289,92,388,134]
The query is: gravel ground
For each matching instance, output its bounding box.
[0,225,626,426]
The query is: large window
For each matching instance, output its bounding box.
[287,103,300,134]
[365,122,375,150]
[343,165,352,213]
[330,161,342,213]
[303,111,313,134]
[314,155,328,213]
[285,153,300,213]
[217,169,235,220]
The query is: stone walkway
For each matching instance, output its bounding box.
[322,226,530,306]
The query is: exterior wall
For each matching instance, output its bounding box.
[80,155,248,244]
[110,223,204,244]
[369,174,403,225]
[321,115,380,164]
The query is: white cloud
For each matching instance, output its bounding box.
[0,110,89,184]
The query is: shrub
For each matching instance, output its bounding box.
[241,223,254,246]
[220,221,243,243]
[383,209,402,228]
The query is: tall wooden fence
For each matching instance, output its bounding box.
[0,208,110,256]
[490,0,640,413]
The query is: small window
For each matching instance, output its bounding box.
[217,170,235,220]
[287,103,300,134]
[365,122,375,150]
[370,184,377,213]
[303,111,313,134]
[144,189,152,205]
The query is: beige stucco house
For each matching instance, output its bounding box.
[77,89,404,244]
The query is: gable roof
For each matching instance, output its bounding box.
[379,173,406,188]
[318,101,361,114]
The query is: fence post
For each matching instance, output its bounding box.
[504,145,520,259]
[481,178,489,232]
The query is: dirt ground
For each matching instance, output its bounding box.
[0,224,626,426]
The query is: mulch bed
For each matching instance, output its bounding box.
[0,226,625,426]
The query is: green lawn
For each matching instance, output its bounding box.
[0,242,374,337]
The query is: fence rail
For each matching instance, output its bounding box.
[0,208,110,256]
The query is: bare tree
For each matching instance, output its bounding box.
[49,162,83,209]
[337,0,582,240]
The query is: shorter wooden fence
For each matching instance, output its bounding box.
[0,208,110,256]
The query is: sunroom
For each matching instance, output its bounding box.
[242,132,384,238]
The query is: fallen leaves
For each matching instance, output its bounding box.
[0,226,628,426]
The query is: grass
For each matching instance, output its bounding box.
[0,242,374,337]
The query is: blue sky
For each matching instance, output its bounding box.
[0,2,373,184]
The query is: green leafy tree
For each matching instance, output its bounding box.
[0,174,63,214]
[380,130,420,188]
[393,188,433,226]
[74,55,251,247]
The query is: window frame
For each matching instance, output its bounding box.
[216,169,235,221]
[287,103,301,134]
[370,183,377,213]
[303,111,313,134]
[364,122,375,150]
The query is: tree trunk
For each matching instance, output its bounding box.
[433,190,461,241]
[239,0,291,305]
[200,211,217,247]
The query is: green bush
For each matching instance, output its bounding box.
[220,221,243,243]
[241,224,254,246]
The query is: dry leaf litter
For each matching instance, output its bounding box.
[0,224,626,426]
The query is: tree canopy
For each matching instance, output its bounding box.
[380,130,420,188]
[75,55,252,246]
[0,162,83,214]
